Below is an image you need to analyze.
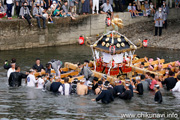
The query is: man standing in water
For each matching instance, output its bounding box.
[8,66,27,87]
[154,84,163,104]
[171,75,180,92]
[32,58,45,73]
[119,83,133,100]
[77,78,88,95]
[154,7,165,36]
[48,60,62,77]
[27,69,37,87]
[7,63,16,78]
[78,63,94,82]
[91,82,114,104]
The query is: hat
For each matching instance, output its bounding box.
[103,82,109,88]
[102,74,107,79]
[53,1,56,4]
[80,78,86,82]
[125,79,130,82]
[136,76,140,80]
[29,69,34,72]
[93,77,99,81]
[154,84,160,88]
[84,60,89,63]
[104,81,110,87]
[98,80,103,85]
[73,78,78,82]
[87,81,93,87]
[49,75,53,79]
[114,80,119,83]
[55,76,60,80]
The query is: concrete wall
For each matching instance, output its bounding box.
[0,9,179,50]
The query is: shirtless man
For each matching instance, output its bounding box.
[77,78,88,95]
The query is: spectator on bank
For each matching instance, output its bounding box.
[141,1,146,16]
[27,0,33,12]
[62,1,75,19]
[19,2,33,26]
[70,0,78,15]
[53,6,62,17]
[136,0,141,11]
[6,0,13,19]
[175,0,180,8]
[92,0,99,14]
[150,2,156,16]
[100,0,113,15]
[114,0,122,12]
[43,0,50,10]
[132,3,139,16]
[46,7,53,23]
[77,0,82,15]
[82,0,90,14]
[50,1,57,12]
[0,2,6,19]
[15,0,21,18]
[161,1,169,29]
[144,0,150,16]
[128,3,133,17]
[166,0,172,8]
[154,7,165,36]
[33,3,46,29]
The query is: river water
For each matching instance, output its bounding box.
[0,45,180,119]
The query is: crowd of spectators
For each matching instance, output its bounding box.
[0,0,179,28]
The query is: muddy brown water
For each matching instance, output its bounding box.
[0,45,180,119]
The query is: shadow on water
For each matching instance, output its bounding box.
[0,45,180,119]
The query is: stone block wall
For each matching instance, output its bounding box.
[0,9,179,50]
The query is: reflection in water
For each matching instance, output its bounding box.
[0,45,180,119]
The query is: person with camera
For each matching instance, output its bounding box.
[19,2,33,26]
[33,3,46,29]
[154,7,165,36]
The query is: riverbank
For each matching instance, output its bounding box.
[0,8,179,50]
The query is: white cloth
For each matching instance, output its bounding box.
[102,52,124,63]
[172,81,180,92]
[102,52,112,63]
[27,74,37,87]
[7,68,15,78]
[58,83,70,95]
[95,50,99,59]
[113,53,124,63]
[92,0,99,14]
[37,78,44,89]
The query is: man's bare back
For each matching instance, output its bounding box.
[77,83,88,95]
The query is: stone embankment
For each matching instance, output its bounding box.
[0,8,179,50]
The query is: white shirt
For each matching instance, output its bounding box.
[27,74,37,87]
[172,81,180,92]
[6,0,13,4]
[58,83,70,95]
[37,78,44,89]
[7,68,15,78]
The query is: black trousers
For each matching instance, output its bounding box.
[115,0,122,12]
[35,16,46,28]
[155,27,162,36]
[16,6,20,17]
[24,14,31,25]
[163,20,167,29]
